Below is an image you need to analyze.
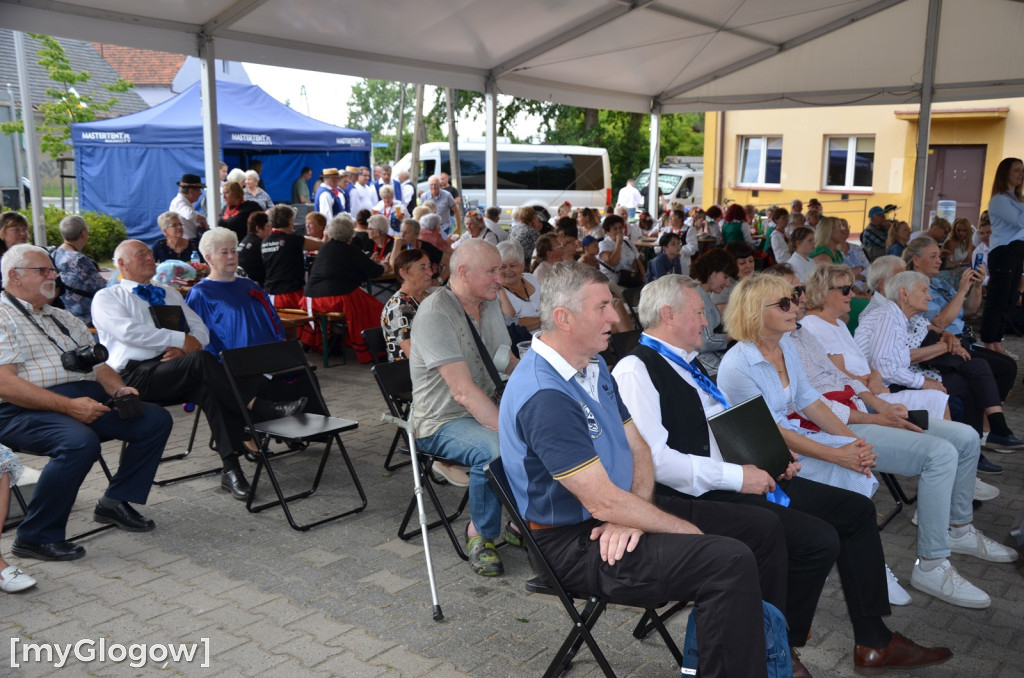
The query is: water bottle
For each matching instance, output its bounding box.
[190,250,200,265]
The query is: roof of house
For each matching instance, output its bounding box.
[0,30,148,117]
[89,43,185,87]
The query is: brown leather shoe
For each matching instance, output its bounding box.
[853,632,952,675]
[791,647,813,678]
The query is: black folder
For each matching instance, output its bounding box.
[707,395,792,479]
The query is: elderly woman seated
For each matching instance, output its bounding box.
[152,211,201,264]
[185,227,286,356]
[243,170,274,210]
[372,183,403,232]
[366,213,394,273]
[497,240,541,332]
[304,213,386,364]
[218,181,262,242]
[52,215,108,324]
[390,217,445,281]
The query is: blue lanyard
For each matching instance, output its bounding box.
[638,334,790,507]
[638,334,729,409]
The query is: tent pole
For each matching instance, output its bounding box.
[394,83,406,164]
[14,32,44,243]
[198,32,221,220]
[910,0,942,231]
[445,87,462,234]
[484,78,497,212]
[648,104,661,218]
[410,84,424,207]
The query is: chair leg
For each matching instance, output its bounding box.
[383,428,412,472]
[148,407,221,487]
[877,472,916,531]
[543,597,616,678]
[247,433,367,531]
[632,603,686,666]
[10,482,114,541]
[398,458,469,560]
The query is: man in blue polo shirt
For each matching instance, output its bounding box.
[498,261,787,678]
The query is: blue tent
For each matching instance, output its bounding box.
[72,80,370,244]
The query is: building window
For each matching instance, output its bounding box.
[738,136,782,187]
[825,136,874,190]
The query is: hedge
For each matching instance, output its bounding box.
[19,205,127,263]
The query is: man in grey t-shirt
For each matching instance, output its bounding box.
[410,239,518,576]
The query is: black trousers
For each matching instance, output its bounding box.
[981,240,1024,343]
[969,344,1016,400]
[121,351,250,462]
[937,356,1002,434]
[0,381,172,543]
[700,476,890,647]
[534,496,783,678]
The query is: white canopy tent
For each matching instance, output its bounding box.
[4,0,1024,227]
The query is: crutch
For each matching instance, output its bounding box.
[381,406,444,621]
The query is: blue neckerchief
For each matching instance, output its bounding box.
[638,333,790,507]
[132,283,166,307]
[639,334,729,409]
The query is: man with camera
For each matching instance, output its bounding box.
[0,244,172,562]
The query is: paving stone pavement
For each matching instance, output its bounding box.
[2,336,1023,677]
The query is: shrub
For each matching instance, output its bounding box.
[19,205,127,263]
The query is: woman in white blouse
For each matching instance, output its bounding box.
[787,226,817,282]
[801,264,947,419]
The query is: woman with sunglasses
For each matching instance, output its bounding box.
[801,264,948,419]
[718,274,878,496]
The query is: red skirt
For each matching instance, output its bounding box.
[271,290,305,310]
[304,288,385,363]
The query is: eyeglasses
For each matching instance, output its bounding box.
[15,266,58,276]
[793,285,806,297]
[6,225,29,232]
[830,284,854,296]
[766,295,799,312]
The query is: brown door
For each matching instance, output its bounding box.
[924,145,986,226]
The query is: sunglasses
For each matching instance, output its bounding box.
[766,295,799,312]
[830,284,854,296]
[793,285,806,297]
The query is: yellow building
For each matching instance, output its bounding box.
[703,100,1019,233]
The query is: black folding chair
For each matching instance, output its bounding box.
[361,327,388,365]
[9,451,115,541]
[620,286,642,329]
[609,329,642,360]
[220,340,367,531]
[485,458,683,677]
[877,471,917,531]
[115,405,219,487]
[371,360,469,559]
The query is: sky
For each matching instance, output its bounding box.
[242,62,496,139]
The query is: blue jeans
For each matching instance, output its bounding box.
[417,417,501,539]
[850,418,979,559]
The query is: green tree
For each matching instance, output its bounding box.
[0,33,134,160]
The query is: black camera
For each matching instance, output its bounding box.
[61,343,109,373]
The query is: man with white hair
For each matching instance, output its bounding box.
[0,244,171,562]
[419,175,458,237]
[410,238,518,576]
[92,240,305,502]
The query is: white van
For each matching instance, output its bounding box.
[393,141,611,220]
[635,156,704,213]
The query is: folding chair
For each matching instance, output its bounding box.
[485,458,683,678]
[620,286,642,329]
[877,471,917,531]
[370,361,469,559]
[220,340,367,531]
[10,451,115,541]
[115,405,220,487]
[361,327,388,365]
[609,329,642,360]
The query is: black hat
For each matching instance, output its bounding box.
[177,173,206,188]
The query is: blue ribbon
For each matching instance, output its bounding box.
[132,283,166,307]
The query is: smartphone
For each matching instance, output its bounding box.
[973,252,985,270]
[906,410,929,430]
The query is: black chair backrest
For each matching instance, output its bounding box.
[362,327,387,364]
[621,286,642,309]
[609,329,642,359]
[370,360,413,417]
[220,340,328,416]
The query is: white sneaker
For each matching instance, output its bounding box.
[885,564,912,606]
[0,565,36,593]
[911,559,990,609]
[974,477,1000,501]
[430,461,470,487]
[949,525,1020,563]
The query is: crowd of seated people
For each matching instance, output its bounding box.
[4,168,1023,675]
